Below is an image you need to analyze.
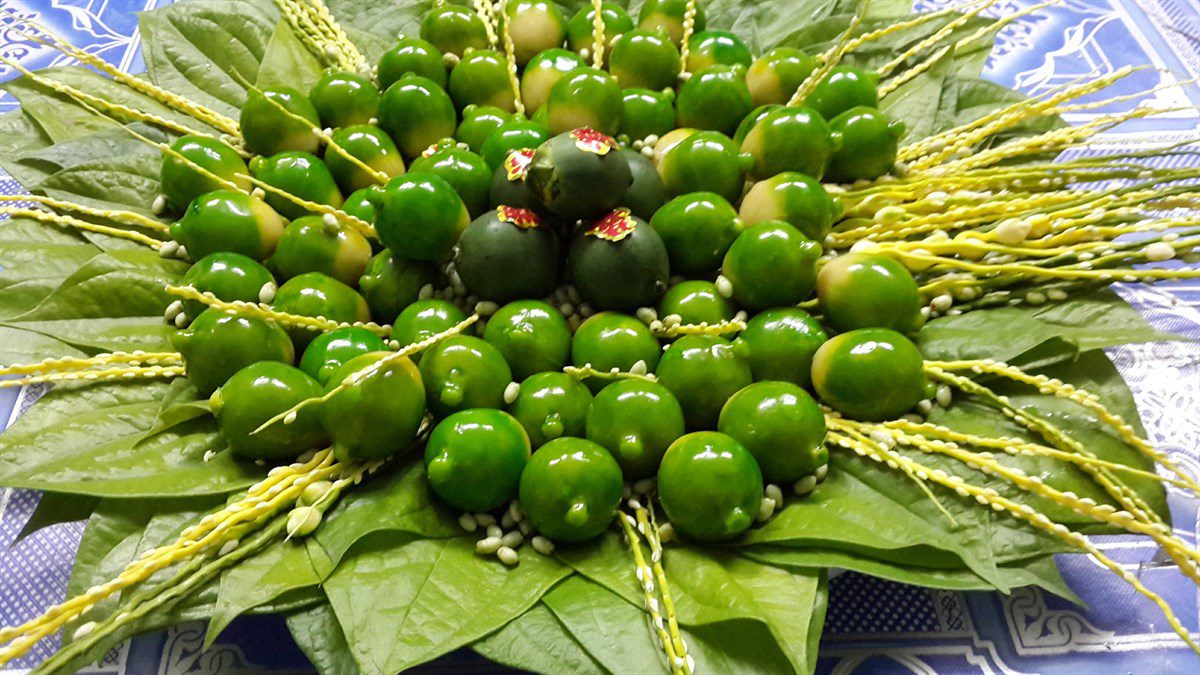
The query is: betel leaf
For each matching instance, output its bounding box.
[37,152,163,222]
[324,532,570,674]
[138,0,279,115]
[0,110,55,185]
[879,44,954,143]
[322,0,433,43]
[0,380,256,497]
[257,20,326,91]
[13,491,98,545]
[286,602,362,675]
[473,603,606,675]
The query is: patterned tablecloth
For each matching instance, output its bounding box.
[1,1,1199,673]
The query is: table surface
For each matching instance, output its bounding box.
[1,1,1199,673]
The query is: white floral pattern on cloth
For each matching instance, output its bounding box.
[0,0,1199,673]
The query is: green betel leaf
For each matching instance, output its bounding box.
[257,20,326,91]
[286,602,362,675]
[13,492,99,545]
[37,152,163,222]
[0,110,55,185]
[138,0,279,115]
[879,45,954,143]
[322,0,433,43]
[473,603,607,675]
[324,532,571,673]
[0,380,256,497]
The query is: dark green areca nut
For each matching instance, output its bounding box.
[656,335,752,430]
[571,312,661,391]
[211,362,326,460]
[241,87,322,156]
[817,252,924,333]
[620,89,676,141]
[393,299,466,352]
[722,221,821,311]
[746,47,819,107]
[804,65,880,121]
[379,37,447,89]
[658,130,750,203]
[371,172,470,260]
[502,0,568,66]
[480,120,551,168]
[456,208,560,302]
[732,308,827,387]
[811,328,926,421]
[426,409,530,511]
[273,272,371,347]
[378,75,458,159]
[638,0,706,45]
[519,437,623,542]
[419,4,489,57]
[483,300,571,379]
[649,191,741,275]
[409,140,492,217]
[527,130,631,220]
[419,335,514,417]
[321,352,427,461]
[342,188,378,224]
[740,106,839,180]
[249,152,344,221]
[489,149,539,210]
[309,71,380,128]
[826,107,905,183]
[586,379,684,479]
[739,172,842,241]
[268,215,372,285]
[509,371,593,448]
[676,65,752,136]
[456,105,518,152]
[608,30,681,90]
[658,280,733,326]
[325,125,407,194]
[449,49,517,112]
[718,381,827,483]
[566,2,633,54]
[658,432,761,541]
[545,67,624,136]
[160,135,251,212]
[568,210,669,311]
[733,104,780,145]
[173,308,294,395]
[170,190,287,261]
[299,326,388,384]
[521,49,586,112]
[618,149,665,220]
[180,252,275,319]
[686,30,752,72]
[358,250,441,323]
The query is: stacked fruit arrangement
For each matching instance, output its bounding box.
[1,0,1198,672]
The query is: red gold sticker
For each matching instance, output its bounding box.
[571,127,616,156]
[497,206,541,229]
[505,148,535,180]
[586,208,636,241]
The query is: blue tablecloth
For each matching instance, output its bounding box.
[1,1,1199,673]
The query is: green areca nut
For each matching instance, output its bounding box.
[608,30,681,90]
[426,409,531,512]
[457,105,518,153]
[358,251,441,323]
[649,191,742,275]
[571,311,662,391]
[501,1,568,66]
[173,308,295,395]
[240,86,322,156]
[566,2,633,54]
[675,64,752,136]
[379,37,447,89]
[449,49,517,112]
[658,280,734,326]
[508,371,593,448]
[527,130,632,220]
[211,362,327,461]
[585,379,684,479]
[738,172,842,241]
[825,106,905,183]
[811,328,926,421]
[817,252,924,333]
[419,4,489,57]
[170,190,287,261]
[480,120,552,169]
[325,125,407,194]
[299,326,388,385]
[655,335,752,430]
[620,88,676,141]
[378,75,459,159]
[746,47,819,107]
[309,71,380,128]
[521,49,587,113]
[657,130,750,203]
[685,30,752,72]
[322,351,428,461]
[419,335,514,417]
[268,215,372,286]
[740,106,840,180]
[483,300,572,380]
[180,252,275,319]
[804,65,880,120]
[456,208,560,302]
[370,172,470,261]
[732,308,827,387]
[249,152,344,221]
[519,436,623,542]
[160,135,251,212]
[568,210,670,311]
[719,381,828,483]
[409,140,493,217]
[544,67,624,136]
[638,0,706,45]
[392,299,467,352]
[657,431,762,541]
[272,272,371,347]
[722,220,822,311]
